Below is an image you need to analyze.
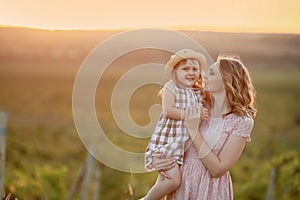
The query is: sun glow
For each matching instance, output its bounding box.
[0,0,299,34]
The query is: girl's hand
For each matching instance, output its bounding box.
[152,156,176,179]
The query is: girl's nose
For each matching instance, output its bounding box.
[189,69,196,74]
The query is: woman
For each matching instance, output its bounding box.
[152,54,257,200]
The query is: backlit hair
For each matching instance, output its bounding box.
[217,55,257,118]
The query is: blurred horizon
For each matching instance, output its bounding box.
[1,26,300,70]
[1,25,300,35]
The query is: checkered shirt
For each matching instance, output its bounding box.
[145,81,203,169]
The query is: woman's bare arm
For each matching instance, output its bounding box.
[190,132,246,178]
[185,107,249,178]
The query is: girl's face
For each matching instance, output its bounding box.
[174,59,200,87]
[204,62,224,93]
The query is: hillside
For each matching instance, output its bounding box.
[1,27,300,68]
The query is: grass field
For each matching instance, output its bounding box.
[0,61,300,199]
[0,28,300,199]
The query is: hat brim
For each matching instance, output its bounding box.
[165,49,206,78]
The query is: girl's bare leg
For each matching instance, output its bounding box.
[145,164,181,200]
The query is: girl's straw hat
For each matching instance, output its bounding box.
[166,49,206,78]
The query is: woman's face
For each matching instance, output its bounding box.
[174,59,200,87]
[204,62,224,93]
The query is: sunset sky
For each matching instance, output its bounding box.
[0,0,299,33]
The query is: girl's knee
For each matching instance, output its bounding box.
[168,177,181,190]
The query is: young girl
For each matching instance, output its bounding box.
[141,49,208,200]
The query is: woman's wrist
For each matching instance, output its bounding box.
[195,133,212,159]
[198,147,211,159]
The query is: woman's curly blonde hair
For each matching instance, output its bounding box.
[217,55,257,118]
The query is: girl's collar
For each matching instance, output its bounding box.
[173,81,201,91]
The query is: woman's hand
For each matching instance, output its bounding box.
[200,106,209,121]
[185,106,208,138]
[151,156,176,179]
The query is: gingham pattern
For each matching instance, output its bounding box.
[145,81,203,168]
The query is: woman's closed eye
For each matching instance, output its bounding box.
[209,68,215,75]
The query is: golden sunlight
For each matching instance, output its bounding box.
[0,0,299,33]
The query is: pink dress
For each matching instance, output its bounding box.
[167,113,254,200]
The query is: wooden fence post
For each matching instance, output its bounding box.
[0,112,7,192]
[68,152,102,199]
[67,161,87,200]
[81,153,95,200]
[266,167,276,200]
[92,165,101,200]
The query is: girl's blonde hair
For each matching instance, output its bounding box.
[217,55,257,118]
